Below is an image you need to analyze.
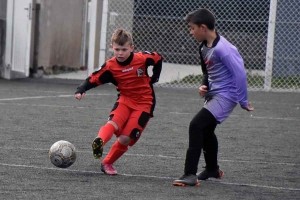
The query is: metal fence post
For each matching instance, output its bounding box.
[87,0,101,75]
[98,0,108,68]
[264,0,278,91]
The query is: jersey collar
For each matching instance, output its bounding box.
[116,52,134,66]
[203,31,220,48]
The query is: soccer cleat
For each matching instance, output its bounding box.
[101,163,118,175]
[92,137,103,159]
[173,174,200,187]
[197,168,224,180]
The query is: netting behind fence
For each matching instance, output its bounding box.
[104,0,299,91]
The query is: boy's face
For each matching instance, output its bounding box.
[111,42,134,62]
[188,22,206,42]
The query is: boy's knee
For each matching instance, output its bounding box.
[118,135,131,145]
[189,119,202,131]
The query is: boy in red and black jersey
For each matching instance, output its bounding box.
[75,29,162,175]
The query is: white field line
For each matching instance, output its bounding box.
[169,112,299,121]
[0,162,299,192]
[0,93,300,106]
[0,102,299,121]
[0,102,111,110]
[174,99,300,106]
[5,93,294,120]
[231,115,299,121]
[0,89,72,93]
[0,146,299,167]
[0,93,112,101]
[1,86,299,104]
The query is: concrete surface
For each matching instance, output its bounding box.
[44,62,202,83]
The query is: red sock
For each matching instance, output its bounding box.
[102,140,128,164]
[97,123,115,146]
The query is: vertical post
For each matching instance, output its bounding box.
[87,0,102,75]
[264,0,278,91]
[25,0,36,77]
[98,0,108,67]
[4,0,14,79]
[80,0,89,68]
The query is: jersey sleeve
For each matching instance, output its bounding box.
[199,43,209,88]
[75,62,114,94]
[143,51,163,84]
[219,49,248,108]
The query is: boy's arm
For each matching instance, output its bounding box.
[199,43,209,89]
[201,67,209,89]
[75,63,114,94]
[151,53,162,84]
[75,77,98,95]
[143,51,163,84]
[221,52,248,109]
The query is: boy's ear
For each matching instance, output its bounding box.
[131,45,135,51]
[201,24,209,31]
[200,24,206,28]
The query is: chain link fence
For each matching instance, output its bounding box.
[104,0,299,91]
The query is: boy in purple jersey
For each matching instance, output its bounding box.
[173,8,254,187]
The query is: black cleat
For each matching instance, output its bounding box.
[197,168,224,180]
[92,137,103,159]
[173,174,200,187]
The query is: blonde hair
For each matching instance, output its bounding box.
[111,29,133,46]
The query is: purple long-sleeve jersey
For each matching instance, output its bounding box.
[201,35,248,109]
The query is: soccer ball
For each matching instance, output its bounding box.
[49,140,76,168]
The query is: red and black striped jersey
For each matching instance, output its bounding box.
[76,51,162,115]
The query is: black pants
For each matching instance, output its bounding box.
[184,107,218,175]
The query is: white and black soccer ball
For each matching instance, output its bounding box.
[49,140,76,168]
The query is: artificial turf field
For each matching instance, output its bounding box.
[0,78,299,200]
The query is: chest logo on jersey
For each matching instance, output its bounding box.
[204,58,213,65]
[136,68,143,77]
[122,67,133,72]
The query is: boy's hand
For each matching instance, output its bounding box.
[75,93,85,100]
[244,102,254,111]
[198,85,208,98]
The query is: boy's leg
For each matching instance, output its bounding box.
[184,108,216,175]
[92,102,130,159]
[101,110,150,174]
[196,95,237,180]
[173,108,216,186]
[101,140,127,175]
[127,111,150,147]
[197,123,224,180]
[202,123,218,170]
[97,123,116,146]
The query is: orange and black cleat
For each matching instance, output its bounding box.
[173,174,200,187]
[197,168,224,180]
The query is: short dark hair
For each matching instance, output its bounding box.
[184,8,215,30]
[111,29,133,46]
